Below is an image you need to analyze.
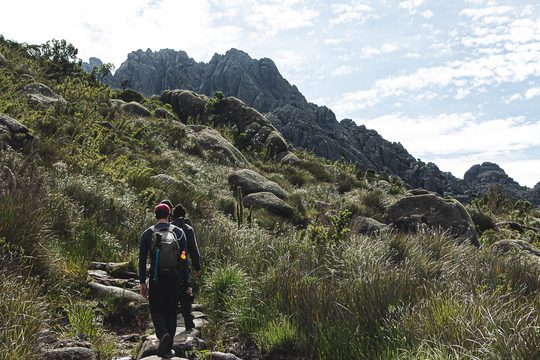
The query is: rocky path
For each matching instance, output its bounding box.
[88,262,240,360]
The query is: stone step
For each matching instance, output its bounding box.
[138,331,202,359]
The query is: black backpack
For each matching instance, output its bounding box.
[149,225,186,279]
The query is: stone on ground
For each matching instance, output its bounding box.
[229,169,287,199]
[21,82,67,108]
[386,193,479,246]
[41,347,96,360]
[186,125,249,167]
[0,113,33,151]
[243,192,294,217]
[350,216,387,235]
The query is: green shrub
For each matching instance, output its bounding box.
[469,208,496,233]
[256,317,301,354]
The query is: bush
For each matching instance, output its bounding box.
[256,317,301,354]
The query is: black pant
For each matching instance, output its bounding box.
[149,275,181,340]
[180,291,195,328]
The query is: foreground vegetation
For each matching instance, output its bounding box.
[1,36,539,359]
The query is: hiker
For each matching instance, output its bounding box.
[170,203,201,331]
[139,203,189,358]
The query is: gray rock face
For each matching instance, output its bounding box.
[386,193,479,246]
[242,192,294,217]
[186,125,249,167]
[229,169,287,199]
[154,107,177,119]
[82,57,103,73]
[41,347,96,360]
[464,162,532,200]
[0,113,33,150]
[21,82,67,108]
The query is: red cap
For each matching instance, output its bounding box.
[154,203,171,218]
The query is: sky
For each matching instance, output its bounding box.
[2,0,540,187]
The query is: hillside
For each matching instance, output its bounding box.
[2,37,540,360]
[98,48,538,205]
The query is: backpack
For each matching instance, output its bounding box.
[149,225,185,279]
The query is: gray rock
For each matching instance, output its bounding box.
[229,169,287,199]
[386,193,479,246]
[350,216,387,235]
[154,107,177,119]
[121,101,152,117]
[21,82,67,108]
[41,347,96,360]
[89,261,137,279]
[277,151,301,166]
[243,192,294,217]
[138,332,199,359]
[491,239,540,259]
[88,282,146,303]
[496,221,525,233]
[0,113,33,151]
[209,352,242,360]
[186,126,249,167]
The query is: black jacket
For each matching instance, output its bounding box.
[171,217,201,272]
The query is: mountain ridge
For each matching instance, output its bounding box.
[86,48,539,204]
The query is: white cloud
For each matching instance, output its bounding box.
[330,1,375,25]
[503,86,540,103]
[399,0,425,13]
[0,0,242,66]
[420,10,433,18]
[246,1,319,36]
[332,65,356,76]
[360,44,399,58]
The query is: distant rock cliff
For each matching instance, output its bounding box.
[103,48,538,205]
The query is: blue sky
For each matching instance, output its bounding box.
[2,0,539,187]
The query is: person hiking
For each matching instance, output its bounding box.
[139,203,189,358]
[170,203,201,331]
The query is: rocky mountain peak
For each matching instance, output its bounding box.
[106,47,539,205]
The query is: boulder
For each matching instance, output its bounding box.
[208,352,242,360]
[121,101,152,117]
[154,107,177,120]
[350,216,387,235]
[88,282,146,303]
[161,90,207,124]
[89,261,138,279]
[186,126,249,167]
[229,169,287,199]
[242,192,294,217]
[277,151,302,166]
[0,113,33,150]
[386,193,479,246]
[491,239,540,260]
[496,221,525,233]
[41,347,96,360]
[21,82,67,108]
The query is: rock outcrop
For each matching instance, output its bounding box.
[228,169,287,199]
[386,193,479,246]
[111,99,152,117]
[186,126,249,167]
[21,82,67,108]
[161,90,293,159]
[0,113,33,150]
[242,192,294,217]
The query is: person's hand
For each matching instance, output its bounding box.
[195,270,201,279]
[186,287,193,296]
[140,282,148,299]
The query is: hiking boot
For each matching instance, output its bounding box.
[162,349,176,359]
[157,333,172,357]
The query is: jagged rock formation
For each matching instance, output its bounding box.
[105,48,539,204]
[463,162,530,200]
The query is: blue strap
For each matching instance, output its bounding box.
[153,248,160,281]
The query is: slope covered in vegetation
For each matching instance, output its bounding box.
[1,37,539,360]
